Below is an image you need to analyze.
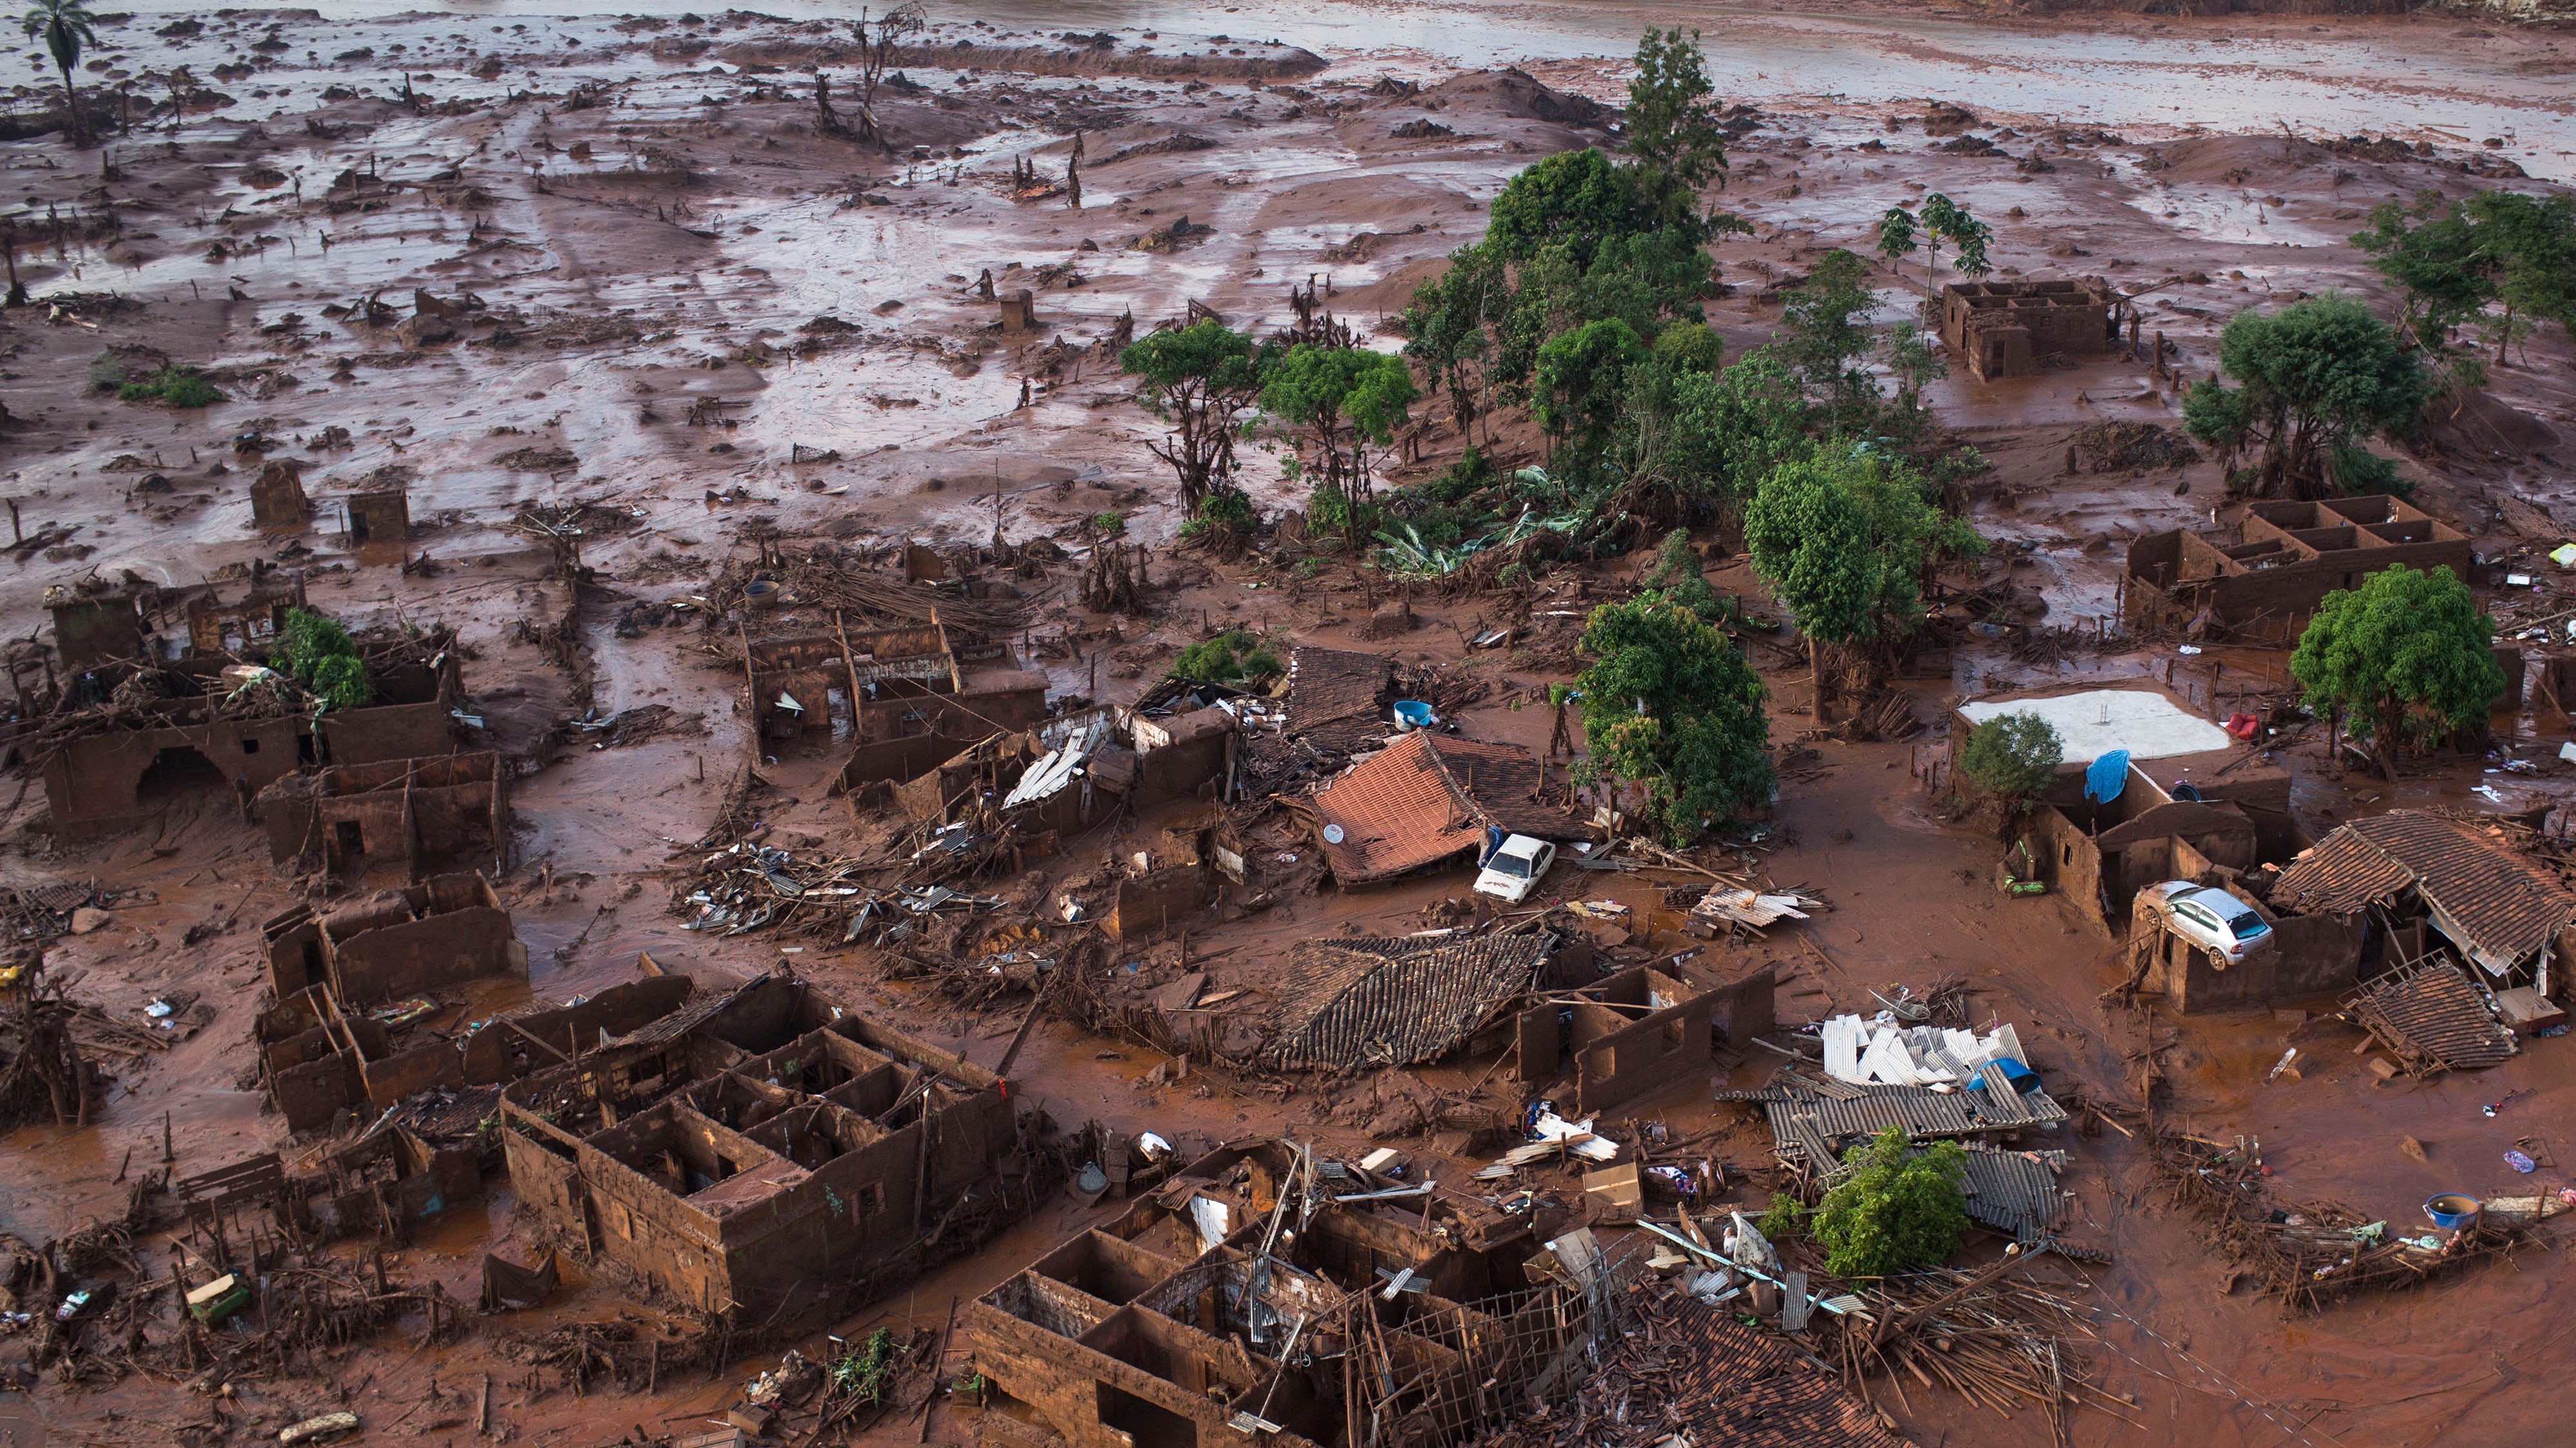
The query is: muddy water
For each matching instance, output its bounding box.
[107,0,2576,174]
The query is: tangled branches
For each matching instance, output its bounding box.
[2138,1119,2528,1313]
[1,958,104,1130]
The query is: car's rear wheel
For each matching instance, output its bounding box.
[2207,946,2228,971]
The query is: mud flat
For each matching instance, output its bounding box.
[0,6,2571,1448]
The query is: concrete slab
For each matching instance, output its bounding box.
[1960,688,2231,765]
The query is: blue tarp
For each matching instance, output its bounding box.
[2084,750,2132,803]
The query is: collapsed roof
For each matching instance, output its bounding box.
[2272,810,2576,976]
[1301,731,1577,884]
[1260,933,1553,1071]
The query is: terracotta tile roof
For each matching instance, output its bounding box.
[1303,732,1577,884]
[2349,960,2518,1072]
[2274,811,2576,971]
[1259,935,1552,1071]
[1307,731,1482,882]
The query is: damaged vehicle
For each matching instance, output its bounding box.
[1473,833,1558,905]
[2145,880,2273,969]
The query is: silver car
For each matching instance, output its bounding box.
[2146,881,2274,968]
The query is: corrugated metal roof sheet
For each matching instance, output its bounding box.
[1960,1145,2071,1242]
[1259,935,1550,1071]
[2349,960,2518,1072]
[1721,1078,2069,1147]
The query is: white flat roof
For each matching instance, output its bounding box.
[1959,689,2232,764]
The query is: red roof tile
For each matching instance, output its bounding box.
[1305,732,1576,884]
[1307,731,1484,882]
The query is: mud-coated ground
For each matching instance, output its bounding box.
[4,4,2576,1448]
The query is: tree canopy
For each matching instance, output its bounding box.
[1260,345,1416,538]
[1575,593,1772,843]
[1624,26,1727,194]
[1121,320,1265,512]
[2289,564,2503,777]
[1810,1129,1971,1279]
[1958,710,2064,805]
[2356,189,2576,370]
[22,0,99,146]
[2181,294,2428,499]
[1744,450,1979,649]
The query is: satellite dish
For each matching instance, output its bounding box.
[1323,824,1345,844]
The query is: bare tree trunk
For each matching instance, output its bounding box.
[57,65,82,148]
[1810,636,1832,725]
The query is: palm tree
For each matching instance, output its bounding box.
[22,0,100,147]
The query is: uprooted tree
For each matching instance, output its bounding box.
[2289,564,2504,779]
[1574,592,1773,844]
[2182,293,2429,499]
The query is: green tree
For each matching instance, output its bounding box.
[1778,249,1880,425]
[1874,205,1919,284]
[1658,347,1815,516]
[1917,193,1993,294]
[2289,564,2504,779]
[273,607,372,711]
[1651,318,1723,374]
[1403,247,1504,436]
[1121,319,1265,513]
[1574,593,1772,843]
[1743,450,1978,719]
[1624,26,1727,195]
[1533,316,1648,460]
[1171,629,1281,683]
[1260,345,1416,540]
[1958,710,2063,816]
[1485,146,1667,266]
[21,0,99,147]
[1810,1129,1971,1280]
[2353,192,2494,354]
[1642,528,1724,621]
[2182,294,2428,499]
[2463,189,2576,367]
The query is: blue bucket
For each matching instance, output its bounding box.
[1392,700,1435,732]
[2423,1194,2480,1230]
